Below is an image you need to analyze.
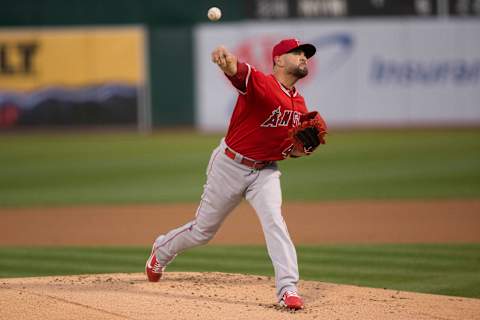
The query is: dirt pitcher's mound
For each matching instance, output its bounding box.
[1,273,479,320]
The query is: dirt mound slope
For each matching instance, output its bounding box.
[1,272,479,320]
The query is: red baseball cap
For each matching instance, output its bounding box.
[272,38,316,62]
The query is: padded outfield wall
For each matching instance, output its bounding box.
[194,19,480,131]
[0,27,147,128]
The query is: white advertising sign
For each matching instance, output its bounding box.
[194,19,480,130]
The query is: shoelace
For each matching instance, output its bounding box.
[284,291,300,299]
[152,260,163,273]
[147,249,164,274]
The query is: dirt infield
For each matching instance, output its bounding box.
[1,200,480,245]
[1,272,479,320]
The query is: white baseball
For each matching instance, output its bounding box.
[207,7,222,21]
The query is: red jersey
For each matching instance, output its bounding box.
[225,62,309,161]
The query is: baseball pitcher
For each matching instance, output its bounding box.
[146,38,327,310]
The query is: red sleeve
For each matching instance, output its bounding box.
[226,61,249,93]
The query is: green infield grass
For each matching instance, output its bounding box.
[0,244,479,298]
[1,129,479,207]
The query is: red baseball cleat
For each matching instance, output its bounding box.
[280,291,304,310]
[145,244,164,282]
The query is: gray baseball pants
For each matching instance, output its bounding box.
[153,138,299,300]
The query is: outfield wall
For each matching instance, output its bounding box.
[2,16,479,130]
[0,27,146,128]
[195,19,480,130]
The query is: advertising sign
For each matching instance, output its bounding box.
[0,27,145,127]
[195,19,480,130]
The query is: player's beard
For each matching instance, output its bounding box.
[290,64,308,79]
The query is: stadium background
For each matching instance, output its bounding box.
[1,0,480,308]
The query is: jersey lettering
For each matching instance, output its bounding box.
[292,112,300,127]
[261,106,282,127]
[281,143,294,158]
[278,110,292,126]
[262,107,303,128]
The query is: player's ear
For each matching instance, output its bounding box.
[274,55,284,67]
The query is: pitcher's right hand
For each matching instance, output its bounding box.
[211,46,238,76]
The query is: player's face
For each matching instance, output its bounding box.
[284,49,308,79]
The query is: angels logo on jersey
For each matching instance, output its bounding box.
[261,106,301,128]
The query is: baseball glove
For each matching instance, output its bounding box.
[288,111,327,155]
